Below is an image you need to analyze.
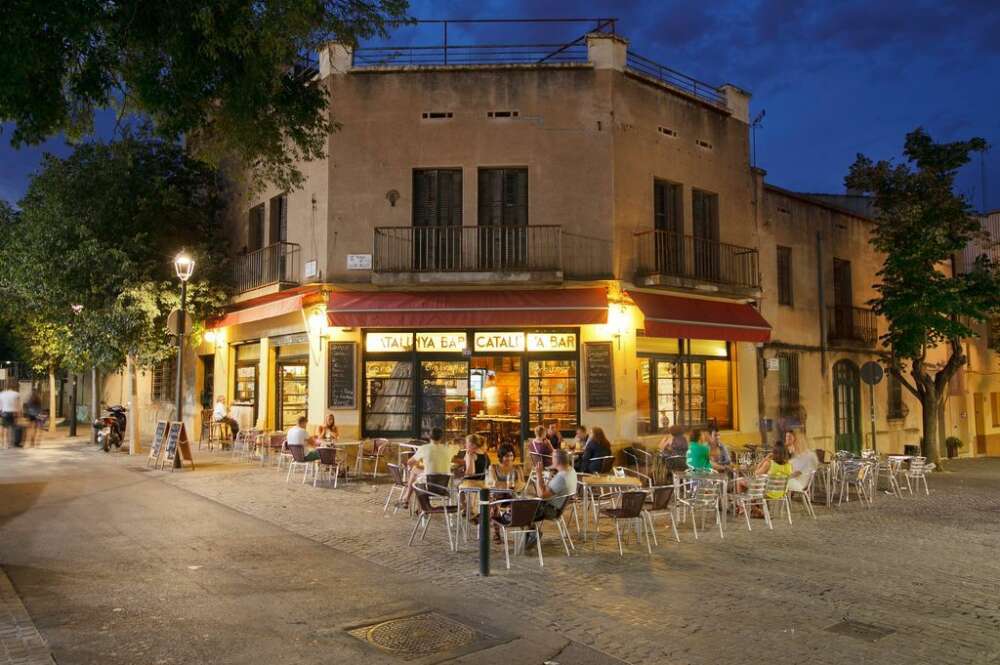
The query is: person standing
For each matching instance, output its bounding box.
[0,380,21,448]
[24,388,42,446]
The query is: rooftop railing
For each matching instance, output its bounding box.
[625,52,727,108]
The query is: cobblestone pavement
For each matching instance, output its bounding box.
[0,571,54,665]
[154,455,1000,665]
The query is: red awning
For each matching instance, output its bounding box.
[209,286,319,329]
[328,288,608,328]
[628,291,771,343]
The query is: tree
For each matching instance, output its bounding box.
[846,129,998,464]
[0,1,409,191]
[0,135,231,377]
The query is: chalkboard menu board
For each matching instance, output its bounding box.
[327,342,357,408]
[161,422,195,470]
[147,420,168,467]
[584,342,615,410]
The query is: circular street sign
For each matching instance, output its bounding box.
[166,309,193,336]
[860,361,884,386]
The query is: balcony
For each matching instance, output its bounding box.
[827,306,877,346]
[233,242,301,295]
[633,230,761,298]
[372,225,612,286]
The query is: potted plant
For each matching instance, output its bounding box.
[945,436,963,459]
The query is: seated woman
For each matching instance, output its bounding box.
[756,442,793,499]
[463,434,490,480]
[546,423,563,450]
[487,444,525,490]
[784,430,818,492]
[315,413,339,444]
[527,425,555,467]
[576,426,613,474]
[685,429,712,472]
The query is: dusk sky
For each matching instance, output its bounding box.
[2,0,998,210]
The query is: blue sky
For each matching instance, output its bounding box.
[3,0,999,209]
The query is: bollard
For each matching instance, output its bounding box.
[478,487,490,577]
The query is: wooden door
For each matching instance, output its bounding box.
[973,393,986,455]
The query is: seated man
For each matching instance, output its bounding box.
[707,428,732,473]
[401,427,458,504]
[525,449,578,549]
[286,416,319,460]
[212,396,240,440]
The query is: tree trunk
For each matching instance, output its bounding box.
[48,367,57,433]
[919,386,942,465]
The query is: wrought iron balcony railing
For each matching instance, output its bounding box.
[633,230,760,290]
[827,305,877,346]
[233,242,301,293]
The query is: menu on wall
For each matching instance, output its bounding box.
[328,341,357,408]
[584,342,615,410]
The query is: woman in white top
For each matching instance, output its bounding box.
[786,430,818,492]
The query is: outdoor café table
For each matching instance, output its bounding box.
[672,470,731,531]
[457,478,526,545]
[579,474,643,538]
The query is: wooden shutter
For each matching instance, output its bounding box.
[479,168,527,226]
[693,190,719,240]
[778,352,799,416]
[777,246,793,306]
[413,169,461,227]
[833,259,853,307]
[269,194,287,244]
[248,204,265,251]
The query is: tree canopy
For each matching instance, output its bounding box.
[845,128,998,460]
[0,135,231,372]
[0,1,409,191]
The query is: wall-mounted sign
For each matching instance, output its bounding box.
[416,332,467,352]
[304,259,318,279]
[526,332,577,352]
[474,332,525,352]
[347,254,373,270]
[366,332,413,353]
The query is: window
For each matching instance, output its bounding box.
[636,340,732,431]
[887,374,905,420]
[478,168,528,227]
[653,180,683,274]
[365,360,414,434]
[777,352,799,417]
[420,360,469,439]
[150,356,176,402]
[413,169,462,227]
[528,359,578,431]
[692,190,720,280]
[657,126,678,138]
[988,317,1000,351]
[269,193,287,245]
[777,246,793,306]
[487,110,518,119]
[248,204,265,251]
[991,392,1000,427]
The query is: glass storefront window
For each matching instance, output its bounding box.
[656,360,681,430]
[277,362,307,430]
[420,360,469,441]
[235,365,257,404]
[528,359,577,431]
[365,360,414,434]
[637,358,652,435]
[637,340,732,431]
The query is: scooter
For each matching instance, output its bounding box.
[93,405,127,452]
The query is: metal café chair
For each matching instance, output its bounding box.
[490,498,544,569]
[314,447,342,488]
[763,476,793,525]
[285,444,316,484]
[902,456,930,496]
[408,481,461,553]
[733,476,772,531]
[355,437,390,479]
[597,490,652,556]
[641,485,681,545]
[383,463,408,515]
[676,480,724,539]
[838,461,873,507]
[787,470,817,519]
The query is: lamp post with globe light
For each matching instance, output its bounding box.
[173,252,195,466]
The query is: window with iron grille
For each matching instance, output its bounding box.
[413,169,463,227]
[248,203,265,251]
[777,352,799,417]
[777,245,793,306]
[478,168,527,226]
[887,373,905,419]
[992,392,1000,427]
[268,193,288,244]
[988,317,1000,351]
[150,356,177,402]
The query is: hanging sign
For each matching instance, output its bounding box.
[366,332,413,353]
[527,332,577,352]
[416,332,467,352]
[474,332,525,352]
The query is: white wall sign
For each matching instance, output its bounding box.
[366,332,413,353]
[416,332,467,352]
[303,260,318,279]
[526,332,577,352]
[474,332,525,352]
[766,357,781,372]
[347,254,373,270]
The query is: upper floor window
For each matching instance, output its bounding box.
[777,245,793,306]
[478,168,528,226]
[653,180,682,235]
[833,258,853,308]
[692,189,719,240]
[269,193,288,244]
[413,169,462,227]
[248,203,265,251]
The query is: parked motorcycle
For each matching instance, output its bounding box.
[93,405,127,452]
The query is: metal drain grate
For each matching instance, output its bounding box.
[347,611,484,661]
[825,618,895,642]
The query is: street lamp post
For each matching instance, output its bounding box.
[68,304,83,438]
[173,251,195,468]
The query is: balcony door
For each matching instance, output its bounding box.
[413,169,462,271]
[478,168,528,271]
[653,180,683,275]
[692,189,720,281]
[268,194,288,283]
[832,258,854,338]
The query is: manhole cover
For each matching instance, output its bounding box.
[347,611,484,660]
[825,618,895,642]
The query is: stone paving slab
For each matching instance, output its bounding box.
[0,571,55,665]
[155,454,1000,665]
